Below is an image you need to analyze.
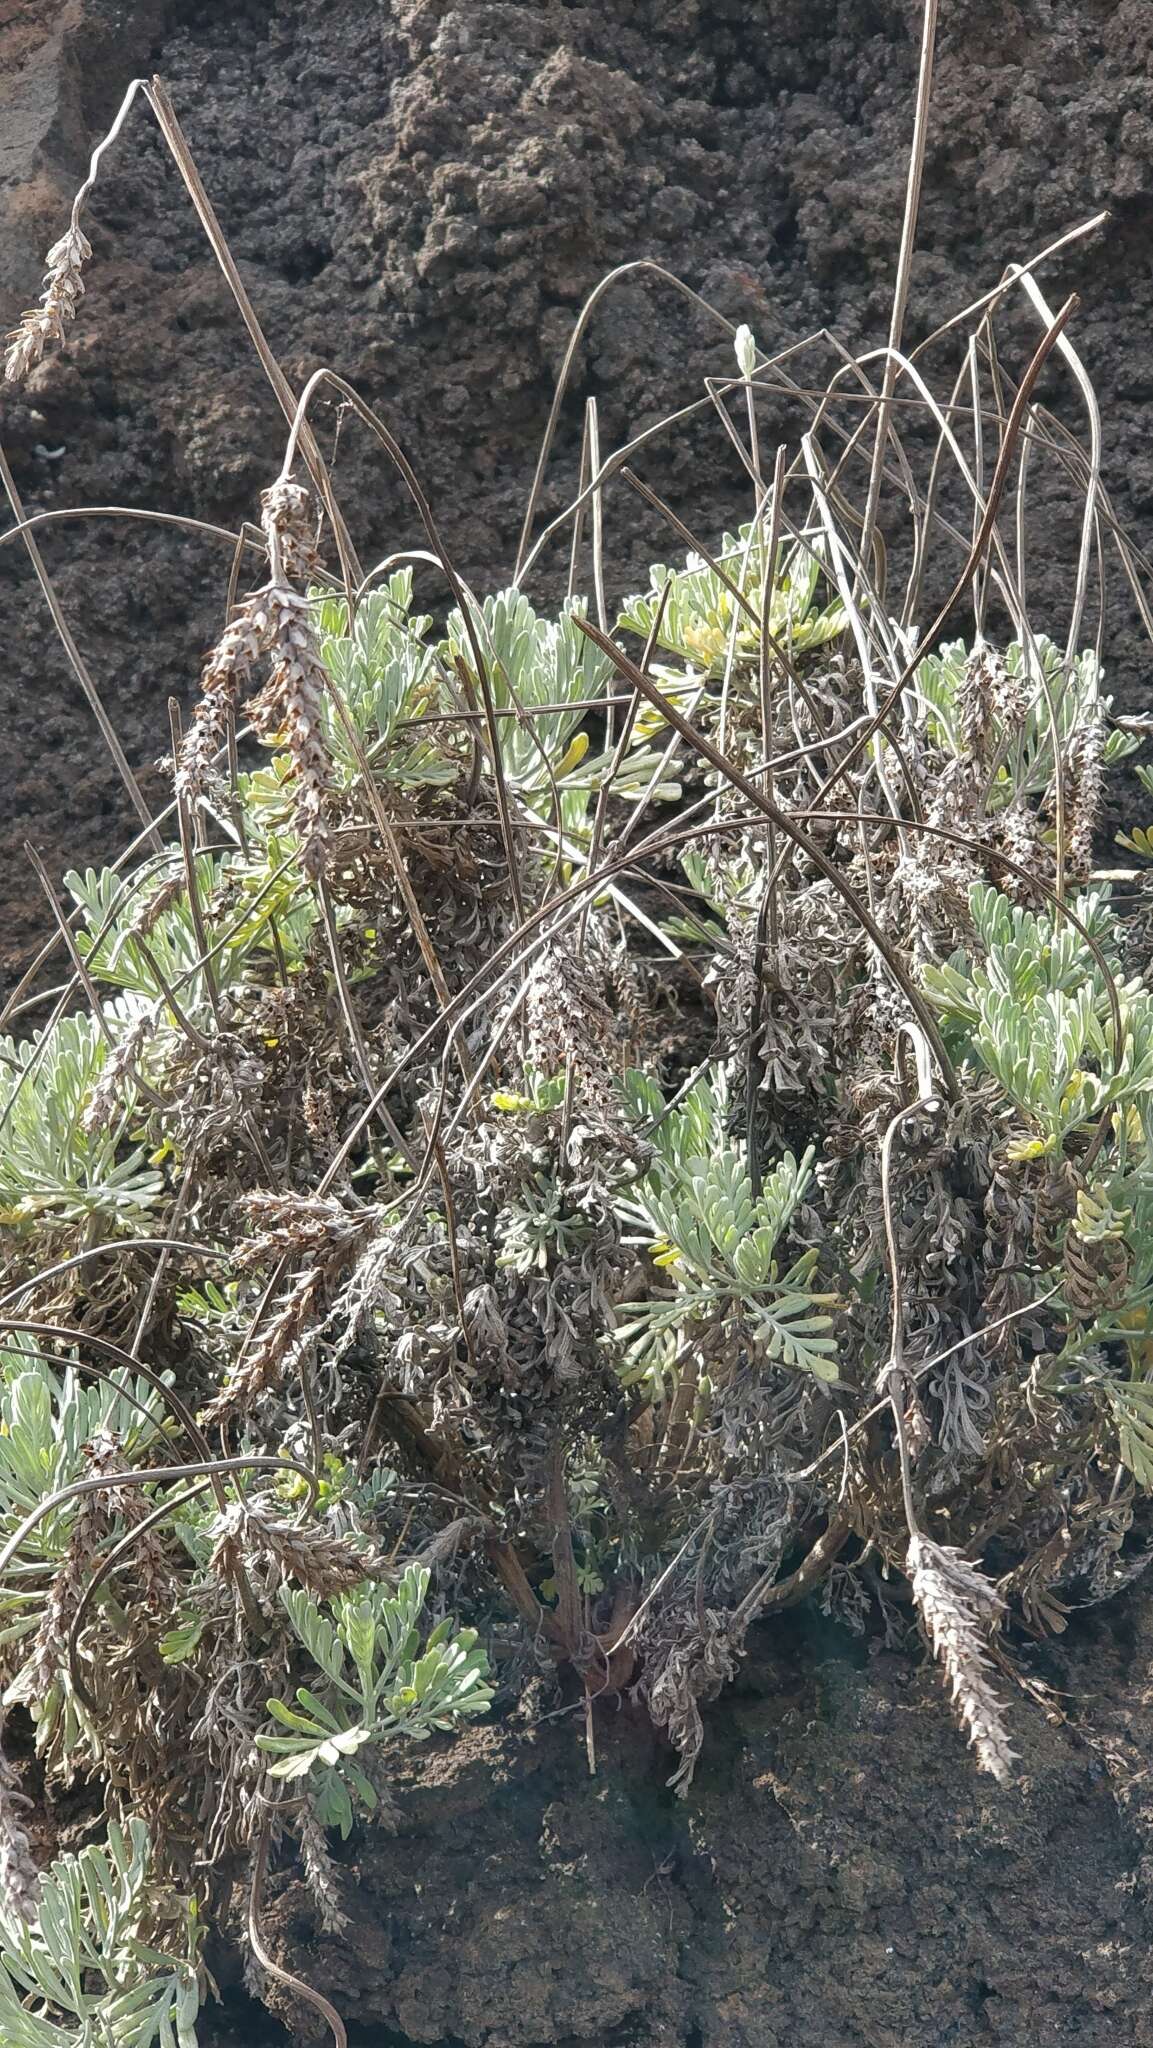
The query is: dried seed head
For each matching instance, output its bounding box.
[998,797,1043,897]
[302,1081,340,1156]
[527,943,618,1116]
[178,594,271,799]
[200,1266,325,1426]
[178,577,333,873]
[261,479,320,584]
[177,472,333,867]
[990,649,1034,731]
[297,1807,349,1934]
[4,226,92,384]
[908,1534,1015,1782]
[956,645,997,768]
[249,585,333,879]
[236,1191,368,1269]
[0,1725,39,1925]
[1065,709,1106,880]
[208,1500,376,1597]
[81,1013,153,1135]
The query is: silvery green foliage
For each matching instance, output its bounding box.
[614,1072,836,1387]
[316,572,452,787]
[442,588,612,801]
[925,880,1153,1494]
[0,1818,200,2048]
[69,860,224,1001]
[0,1346,174,1765]
[1107,1375,1153,1489]
[258,1563,493,1835]
[0,1346,167,1597]
[0,828,325,1243]
[67,836,315,1026]
[439,585,686,842]
[925,883,1153,1146]
[618,525,847,678]
[0,1014,162,1227]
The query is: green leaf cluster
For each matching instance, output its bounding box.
[258,1563,493,1833]
[619,525,847,681]
[914,635,1136,806]
[0,1014,162,1228]
[614,1072,837,1385]
[316,572,452,788]
[925,883,1153,1147]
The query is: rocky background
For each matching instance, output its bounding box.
[4,2,1153,2042]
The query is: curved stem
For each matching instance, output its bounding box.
[0,1455,318,1582]
[248,1814,348,2048]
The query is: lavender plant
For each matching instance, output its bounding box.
[1,60,1151,2048]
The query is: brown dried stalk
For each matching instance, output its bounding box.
[200,1267,326,1427]
[1065,707,1106,880]
[208,1501,377,1597]
[4,74,146,384]
[297,1808,348,1934]
[235,1192,369,1269]
[248,1816,348,2048]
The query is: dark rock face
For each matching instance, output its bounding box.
[3,0,1152,980]
[4,5,1153,2043]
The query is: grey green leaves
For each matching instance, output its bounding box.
[0,1818,200,2048]
[259,1565,493,1831]
[614,1072,837,1386]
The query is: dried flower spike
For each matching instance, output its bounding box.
[261,479,320,584]
[199,1265,326,1426]
[1065,708,1106,880]
[297,1808,349,1934]
[0,1725,39,1925]
[4,226,92,385]
[177,479,332,875]
[176,596,270,801]
[908,1534,1015,1783]
[249,584,332,879]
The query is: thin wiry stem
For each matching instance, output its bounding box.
[66,1477,216,1713]
[0,444,159,845]
[249,1816,349,2048]
[513,258,740,577]
[2,1320,227,1489]
[858,0,941,580]
[0,1237,221,1312]
[0,1456,318,1582]
[142,77,360,589]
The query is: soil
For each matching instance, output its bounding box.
[5,1,1153,2042]
[247,1597,1153,2048]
